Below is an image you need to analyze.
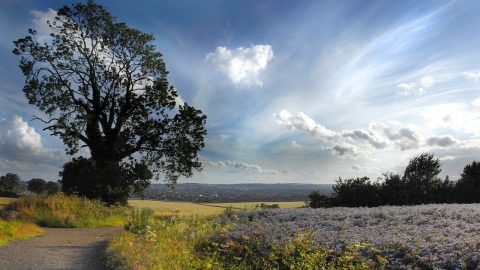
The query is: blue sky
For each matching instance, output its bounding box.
[1,0,480,183]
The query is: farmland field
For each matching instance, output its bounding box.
[128,200,304,216]
[204,201,304,209]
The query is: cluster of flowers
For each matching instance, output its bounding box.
[221,204,480,269]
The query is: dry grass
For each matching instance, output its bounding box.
[0,197,18,209]
[205,201,305,209]
[0,220,45,246]
[128,200,225,216]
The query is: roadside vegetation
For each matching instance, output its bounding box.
[0,220,44,246]
[3,194,127,228]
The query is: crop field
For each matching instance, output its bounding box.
[218,204,480,269]
[128,200,304,216]
[204,201,304,209]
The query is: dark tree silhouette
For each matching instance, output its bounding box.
[455,161,480,203]
[333,177,381,207]
[308,190,332,208]
[13,1,206,204]
[27,178,47,194]
[45,181,61,195]
[402,153,442,204]
[379,172,407,205]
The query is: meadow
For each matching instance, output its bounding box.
[107,203,480,270]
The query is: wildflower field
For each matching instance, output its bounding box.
[108,204,480,270]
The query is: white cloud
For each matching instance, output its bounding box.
[420,76,435,88]
[291,141,301,148]
[369,121,422,150]
[463,72,480,81]
[397,76,434,96]
[0,116,67,167]
[204,159,278,175]
[206,44,273,87]
[273,109,337,141]
[421,103,480,135]
[471,97,480,107]
[397,83,416,96]
[342,129,387,149]
[30,8,57,43]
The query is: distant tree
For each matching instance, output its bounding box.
[379,172,407,205]
[13,1,206,204]
[46,181,61,195]
[333,177,381,207]
[308,190,332,208]
[402,153,442,204]
[27,178,47,194]
[0,173,23,197]
[455,161,480,203]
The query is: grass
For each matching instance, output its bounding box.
[0,197,17,210]
[0,219,44,246]
[4,194,128,228]
[106,215,230,270]
[128,200,304,216]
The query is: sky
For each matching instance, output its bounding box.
[1,0,480,184]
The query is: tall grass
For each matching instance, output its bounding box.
[4,194,128,228]
[106,214,229,270]
[0,220,44,246]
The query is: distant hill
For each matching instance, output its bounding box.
[136,183,333,203]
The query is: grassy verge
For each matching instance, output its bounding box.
[0,220,44,246]
[3,194,128,228]
[106,211,230,270]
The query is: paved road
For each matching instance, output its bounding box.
[0,227,122,270]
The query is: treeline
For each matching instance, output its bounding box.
[0,173,60,197]
[309,153,480,208]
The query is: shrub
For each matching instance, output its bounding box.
[3,194,127,228]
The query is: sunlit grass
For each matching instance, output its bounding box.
[128,200,226,216]
[0,220,45,246]
[127,200,305,216]
[5,194,128,228]
[0,197,17,210]
[106,215,227,270]
[205,201,305,209]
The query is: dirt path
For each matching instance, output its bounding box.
[0,227,122,270]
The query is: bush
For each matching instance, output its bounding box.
[3,194,127,228]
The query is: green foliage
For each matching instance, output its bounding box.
[197,230,386,270]
[45,181,61,195]
[403,153,442,204]
[0,220,45,246]
[124,208,155,236]
[333,177,381,207]
[4,194,127,228]
[308,190,332,208]
[0,173,24,197]
[13,0,206,205]
[27,178,47,194]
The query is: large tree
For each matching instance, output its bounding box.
[402,153,442,204]
[13,1,206,204]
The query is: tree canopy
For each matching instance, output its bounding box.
[13,1,207,204]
